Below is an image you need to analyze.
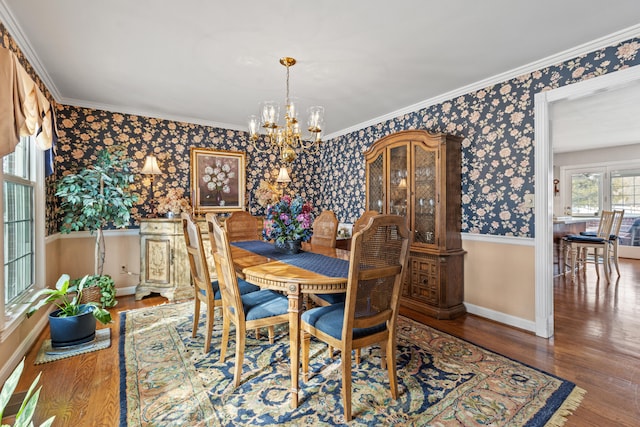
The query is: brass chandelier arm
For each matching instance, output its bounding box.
[247,56,324,163]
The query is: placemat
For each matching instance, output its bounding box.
[232,240,349,278]
[34,327,111,364]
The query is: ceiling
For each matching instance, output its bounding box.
[2,1,640,140]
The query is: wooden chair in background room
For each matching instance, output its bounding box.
[301,215,410,421]
[208,214,290,387]
[579,209,625,277]
[563,210,615,282]
[224,210,261,242]
[311,210,338,248]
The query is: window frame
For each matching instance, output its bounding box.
[0,135,46,341]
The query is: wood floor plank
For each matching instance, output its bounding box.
[7,259,640,426]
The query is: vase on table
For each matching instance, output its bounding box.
[274,239,303,255]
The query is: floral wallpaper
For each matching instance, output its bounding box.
[53,106,323,233]
[320,38,640,237]
[3,19,640,238]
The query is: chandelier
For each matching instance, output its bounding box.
[247,57,324,163]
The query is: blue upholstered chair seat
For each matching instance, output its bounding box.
[313,293,346,305]
[301,303,386,340]
[199,278,260,300]
[563,234,606,243]
[241,290,289,321]
[579,231,617,240]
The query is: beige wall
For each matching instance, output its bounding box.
[57,232,140,290]
[463,238,535,322]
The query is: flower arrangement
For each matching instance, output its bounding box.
[156,187,191,215]
[263,195,314,243]
[255,179,281,207]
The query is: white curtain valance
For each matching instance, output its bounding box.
[0,46,57,157]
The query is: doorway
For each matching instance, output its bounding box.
[534,64,640,338]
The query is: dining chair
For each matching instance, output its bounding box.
[579,210,625,277]
[208,214,290,387]
[182,213,260,354]
[301,214,410,421]
[224,210,262,242]
[563,210,616,282]
[310,210,338,248]
[352,210,378,235]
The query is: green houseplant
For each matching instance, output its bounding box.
[70,274,117,308]
[0,358,54,427]
[26,275,112,348]
[56,149,138,276]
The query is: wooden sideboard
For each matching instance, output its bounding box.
[136,218,192,302]
[136,215,263,301]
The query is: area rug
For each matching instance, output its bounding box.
[35,327,111,364]
[119,302,584,426]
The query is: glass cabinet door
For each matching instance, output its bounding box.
[413,143,437,245]
[367,152,384,212]
[389,145,408,218]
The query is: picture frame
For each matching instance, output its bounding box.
[190,147,246,214]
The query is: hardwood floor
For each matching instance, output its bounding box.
[9,258,640,426]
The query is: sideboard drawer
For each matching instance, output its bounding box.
[140,220,179,235]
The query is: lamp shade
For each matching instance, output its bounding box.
[141,155,162,175]
[276,167,291,183]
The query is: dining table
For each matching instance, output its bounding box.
[229,240,350,408]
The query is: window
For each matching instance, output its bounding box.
[562,163,640,248]
[1,135,44,339]
[569,171,603,216]
[3,137,34,303]
[611,169,640,216]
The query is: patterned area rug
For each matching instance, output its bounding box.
[119,302,584,426]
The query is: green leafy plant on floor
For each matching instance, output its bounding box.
[70,275,117,308]
[26,274,112,324]
[0,358,55,427]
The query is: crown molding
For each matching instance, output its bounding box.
[324,24,640,141]
[0,0,62,100]
[59,97,247,132]
[2,2,639,139]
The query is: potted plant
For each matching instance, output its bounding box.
[55,149,138,276]
[0,358,54,426]
[26,275,112,348]
[70,274,117,308]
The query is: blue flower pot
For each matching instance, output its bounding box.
[49,305,97,348]
[274,239,302,254]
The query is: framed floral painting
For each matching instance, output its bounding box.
[190,147,246,213]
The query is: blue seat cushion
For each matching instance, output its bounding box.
[314,293,346,305]
[199,278,259,300]
[579,231,617,240]
[241,290,288,321]
[563,234,606,243]
[301,303,386,340]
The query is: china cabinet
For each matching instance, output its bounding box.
[365,130,466,319]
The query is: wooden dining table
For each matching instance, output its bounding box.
[230,241,350,408]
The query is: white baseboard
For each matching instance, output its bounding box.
[117,286,137,297]
[465,302,536,333]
